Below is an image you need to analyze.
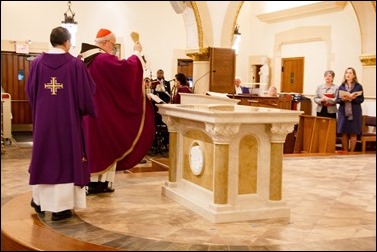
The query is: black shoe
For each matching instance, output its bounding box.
[30,199,45,214]
[52,210,72,221]
[86,181,115,195]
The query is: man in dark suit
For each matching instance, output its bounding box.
[153,69,171,103]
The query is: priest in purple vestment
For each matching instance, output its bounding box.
[80,28,155,194]
[25,27,96,221]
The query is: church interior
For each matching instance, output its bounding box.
[1,1,376,251]
[1,132,376,250]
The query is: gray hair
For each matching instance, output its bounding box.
[323,70,335,78]
[95,32,115,44]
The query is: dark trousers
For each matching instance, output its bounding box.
[317,106,337,119]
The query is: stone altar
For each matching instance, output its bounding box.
[157,103,302,223]
[180,93,240,105]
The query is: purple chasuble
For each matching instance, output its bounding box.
[26,52,96,187]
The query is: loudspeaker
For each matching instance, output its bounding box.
[169,1,187,14]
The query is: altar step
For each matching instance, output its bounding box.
[127,157,169,173]
[1,192,120,251]
[2,156,169,251]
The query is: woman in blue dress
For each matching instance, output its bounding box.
[336,67,364,152]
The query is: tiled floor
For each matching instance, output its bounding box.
[1,135,376,251]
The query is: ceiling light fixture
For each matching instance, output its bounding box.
[232,24,241,55]
[61,1,78,47]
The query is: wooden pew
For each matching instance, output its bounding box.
[294,115,336,154]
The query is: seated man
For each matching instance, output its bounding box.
[234,76,249,94]
[267,86,278,97]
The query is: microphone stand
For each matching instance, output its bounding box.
[145,68,153,80]
[192,71,210,93]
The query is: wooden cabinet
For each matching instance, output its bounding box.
[248,96,291,110]
[181,47,235,93]
[209,47,235,94]
[294,115,336,154]
[228,94,292,109]
[298,96,312,116]
[227,94,250,105]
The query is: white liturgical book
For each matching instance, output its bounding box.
[206,91,230,98]
[339,90,362,98]
[147,93,165,104]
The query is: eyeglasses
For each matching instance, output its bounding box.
[107,40,118,53]
[107,40,115,47]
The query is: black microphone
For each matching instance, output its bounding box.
[141,55,147,63]
[192,71,210,93]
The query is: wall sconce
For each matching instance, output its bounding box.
[61,1,78,47]
[232,24,241,55]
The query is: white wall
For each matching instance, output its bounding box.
[1,1,375,116]
[1,1,187,80]
[235,2,363,89]
[281,42,327,95]
[232,1,375,116]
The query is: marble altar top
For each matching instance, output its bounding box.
[157,103,303,124]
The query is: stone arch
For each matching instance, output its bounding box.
[170,1,213,50]
[350,1,376,54]
[220,1,244,47]
[180,1,375,63]
[350,1,376,65]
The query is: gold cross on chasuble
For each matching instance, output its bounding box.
[45,77,63,95]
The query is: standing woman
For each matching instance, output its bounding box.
[171,73,192,104]
[336,67,364,152]
[313,70,339,118]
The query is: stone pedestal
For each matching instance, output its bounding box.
[158,103,302,223]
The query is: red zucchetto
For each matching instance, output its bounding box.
[96,28,112,38]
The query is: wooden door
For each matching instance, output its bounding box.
[281,57,304,93]
[1,52,37,131]
[209,47,235,93]
[177,59,193,80]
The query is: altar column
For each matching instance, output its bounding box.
[162,115,178,183]
[206,123,240,205]
[168,132,177,183]
[213,144,229,204]
[267,123,295,201]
